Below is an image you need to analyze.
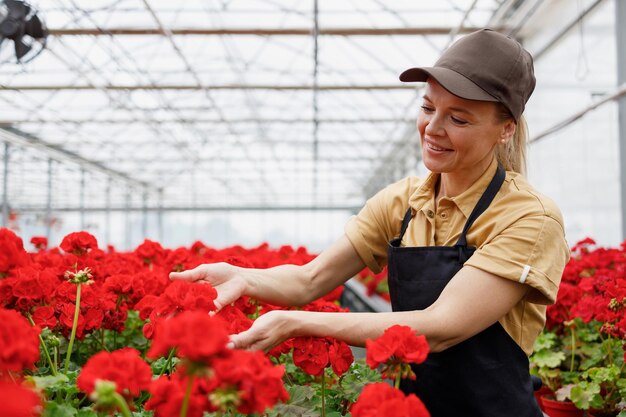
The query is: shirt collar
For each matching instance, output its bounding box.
[408,158,500,219]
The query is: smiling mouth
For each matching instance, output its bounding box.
[426,141,452,152]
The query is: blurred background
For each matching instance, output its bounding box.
[0,0,620,251]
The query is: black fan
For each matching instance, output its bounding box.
[0,0,47,63]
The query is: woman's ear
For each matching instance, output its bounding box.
[500,119,516,144]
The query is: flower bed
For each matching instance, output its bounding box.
[0,229,430,417]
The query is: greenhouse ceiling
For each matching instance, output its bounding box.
[0,0,557,211]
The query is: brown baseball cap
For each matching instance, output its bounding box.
[399,28,535,122]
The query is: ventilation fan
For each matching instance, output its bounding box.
[0,0,47,63]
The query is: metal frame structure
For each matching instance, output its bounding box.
[0,0,619,244]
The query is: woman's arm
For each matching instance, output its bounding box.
[230,265,529,352]
[170,235,366,309]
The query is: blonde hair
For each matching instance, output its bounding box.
[494,104,528,175]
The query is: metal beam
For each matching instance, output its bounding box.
[13,205,362,212]
[533,0,606,61]
[0,84,415,91]
[47,26,499,37]
[1,142,8,227]
[530,83,626,144]
[617,0,626,240]
[0,117,414,125]
[0,127,158,192]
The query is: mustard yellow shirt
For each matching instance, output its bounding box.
[345,159,570,356]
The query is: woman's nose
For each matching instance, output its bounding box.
[424,113,444,136]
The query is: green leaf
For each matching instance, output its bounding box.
[570,381,602,410]
[43,403,77,417]
[29,374,70,390]
[287,385,316,405]
[76,409,98,417]
[531,350,566,368]
[533,331,558,351]
[617,411,626,417]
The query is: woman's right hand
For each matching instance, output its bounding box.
[169,263,248,311]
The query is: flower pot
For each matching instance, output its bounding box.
[541,395,583,417]
[534,385,553,411]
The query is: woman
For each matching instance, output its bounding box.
[172,29,569,416]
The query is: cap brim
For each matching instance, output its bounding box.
[399,67,498,103]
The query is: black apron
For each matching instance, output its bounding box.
[387,166,541,417]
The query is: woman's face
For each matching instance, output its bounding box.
[417,78,513,180]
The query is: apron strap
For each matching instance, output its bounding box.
[455,165,506,247]
[396,165,506,245]
[399,206,413,241]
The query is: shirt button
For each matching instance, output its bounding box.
[426,210,434,218]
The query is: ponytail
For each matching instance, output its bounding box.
[494,104,528,175]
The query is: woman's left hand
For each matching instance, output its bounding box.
[229,310,294,352]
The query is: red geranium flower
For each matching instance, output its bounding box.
[0,379,43,417]
[145,374,211,417]
[292,336,353,377]
[351,382,430,417]
[147,311,229,365]
[210,349,289,414]
[60,231,98,255]
[30,236,47,251]
[366,325,429,381]
[135,239,165,266]
[0,228,30,274]
[0,309,40,372]
[77,348,152,400]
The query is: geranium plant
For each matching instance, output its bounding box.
[531,238,626,417]
[0,228,411,417]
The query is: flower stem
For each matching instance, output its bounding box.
[569,326,576,373]
[26,313,57,376]
[321,371,326,417]
[158,349,176,377]
[395,374,401,389]
[64,282,82,375]
[180,375,194,417]
[112,392,133,417]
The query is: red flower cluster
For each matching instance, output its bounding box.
[145,312,288,416]
[0,308,40,372]
[547,238,626,340]
[0,379,42,417]
[138,281,218,339]
[210,350,289,414]
[148,311,229,364]
[0,228,30,275]
[351,382,430,417]
[59,231,98,255]
[77,348,152,400]
[292,336,354,377]
[366,325,429,381]
[30,236,48,251]
[357,266,391,302]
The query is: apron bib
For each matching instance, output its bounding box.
[387,166,541,417]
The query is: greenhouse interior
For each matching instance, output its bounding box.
[1,0,625,416]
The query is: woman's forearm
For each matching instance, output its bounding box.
[240,235,366,307]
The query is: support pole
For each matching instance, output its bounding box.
[105,177,111,246]
[1,142,9,227]
[617,0,626,239]
[125,187,131,250]
[80,168,85,230]
[46,159,53,241]
[142,190,148,238]
[157,189,163,242]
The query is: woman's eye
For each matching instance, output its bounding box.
[451,116,468,125]
[420,105,434,113]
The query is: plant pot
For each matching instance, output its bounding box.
[534,385,553,411]
[541,395,583,417]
